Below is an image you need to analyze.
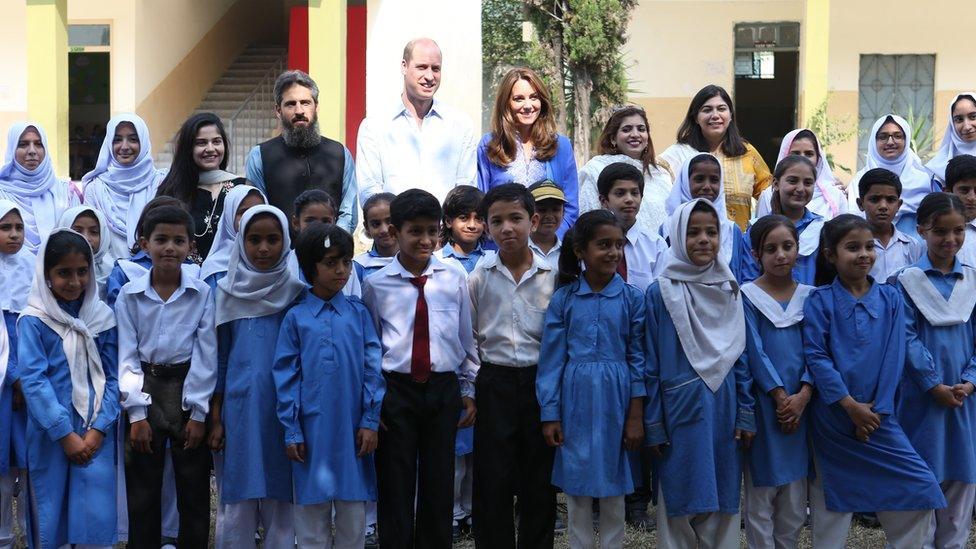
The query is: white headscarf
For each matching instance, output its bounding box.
[848,114,933,215]
[81,114,165,251]
[200,185,266,281]
[756,129,846,219]
[664,153,736,262]
[0,200,35,313]
[659,198,745,392]
[0,122,62,251]
[19,228,116,427]
[216,205,305,326]
[0,312,8,385]
[927,93,976,182]
[57,206,115,296]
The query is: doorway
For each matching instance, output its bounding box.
[68,24,111,180]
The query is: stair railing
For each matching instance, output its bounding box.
[225,54,286,176]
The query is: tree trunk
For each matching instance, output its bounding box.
[550,31,568,134]
[572,65,592,167]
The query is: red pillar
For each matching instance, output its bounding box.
[345,4,367,156]
[288,6,309,73]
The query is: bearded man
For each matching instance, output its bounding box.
[245,70,357,232]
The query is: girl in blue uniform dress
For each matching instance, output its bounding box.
[739,214,814,548]
[644,199,754,549]
[211,205,306,548]
[893,193,976,548]
[18,229,119,549]
[803,213,946,548]
[200,184,266,288]
[55,206,115,301]
[0,200,32,547]
[537,209,645,549]
[740,156,824,285]
[273,222,384,548]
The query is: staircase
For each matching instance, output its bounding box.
[155,43,287,174]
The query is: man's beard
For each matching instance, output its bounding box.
[281,115,322,149]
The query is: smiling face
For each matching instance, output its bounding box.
[875,120,907,160]
[918,210,966,266]
[192,124,225,171]
[243,215,285,271]
[140,223,191,273]
[612,114,649,160]
[112,121,141,165]
[363,201,396,256]
[487,199,536,255]
[47,251,90,302]
[753,224,798,279]
[15,127,44,171]
[952,97,976,143]
[447,211,484,248]
[773,163,815,217]
[534,199,564,240]
[509,78,542,131]
[70,212,102,254]
[0,209,25,255]
[401,40,442,102]
[826,227,876,281]
[689,161,721,202]
[696,95,731,145]
[600,179,642,230]
[685,210,720,266]
[391,217,439,268]
[577,223,625,279]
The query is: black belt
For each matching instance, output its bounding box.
[383,370,457,384]
[141,361,191,378]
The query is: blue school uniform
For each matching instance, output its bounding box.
[896,257,976,484]
[1,311,26,473]
[739,209,822,285]
[537,275,645,498]
[273,290,385,505]
[17,300,119,548]
[802,279,946,512]
[105,251,153,308]
[353,248,394,283]
[218,310,294,503]
[741,286,813,488]
[643,282,755,516]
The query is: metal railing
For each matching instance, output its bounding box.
[225,55,286,176]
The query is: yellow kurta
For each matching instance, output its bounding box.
[715,143,772,230]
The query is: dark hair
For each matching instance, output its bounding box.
[362,192,396,219]
[676,85,747,157]
[244,210,284,238]
[858,168,902,199]
[689,200,720,224]
[598,106,658,171]
[749,214,799,273]
[597,162,645,198]
[945,154,976,191]
[295,222,353,283]
[390,188,442,229]
[916,192,966,227]
[130,196,185,255]
[557,210,623,287]
[770,155,817,215]
[440,186,486,245]
[274,70,319,107]
[156,113,230,204]
[141,205,195,242]
[789,129,822,163]
[688,153,721,179]
[293,189,337,218]
[479,183,535,220]
[72,209,100,225]
[44,231,92,276]
[814,214,873,286]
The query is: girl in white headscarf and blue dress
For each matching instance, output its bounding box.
[0,122,77,254]
[754,128,848,220]
[57,206,115,301]
[927,93,976,183]
[81,114,167,262]
[200,185,267,289]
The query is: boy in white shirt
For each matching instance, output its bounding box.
[856,168,924,281]
[946,155,976,267]
[527,180,565,271]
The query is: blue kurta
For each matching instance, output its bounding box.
[742,292,812,487]
[739,209,821,285]
[272,291,385,505]
[2,310,27,473]
[17,300,119,548]
[537,275,645,498]
[105,251,152,308]
[643,282,755,517]
[896,257,976,483]
[218,311,294,503]
[802,279,946,512]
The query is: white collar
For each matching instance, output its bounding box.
[741,283,814,328]
[898,264,976,326]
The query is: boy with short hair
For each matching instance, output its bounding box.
[354,192,398,284]
[856,167,924,280]
[527,180,565,271]
[598,162,668,291]
[469,183,558,548]
[946,154,976,267]
[116,205,218,549]
[362,189,479,548]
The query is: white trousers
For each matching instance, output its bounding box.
[923,481,975,549]
[295,500,366,549]
[742,472,806,549]
[566,494,624,549]
[656,482,739,549]
[216,499,295,549]
[453,454,473,521]
[0,472,25,549]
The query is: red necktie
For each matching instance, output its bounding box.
[617,251,628,282]
[409,276,431,383]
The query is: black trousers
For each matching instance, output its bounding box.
[377,371,461,549]
[625,448,653,513]
[472,364,556,549]
[125,369,211,549]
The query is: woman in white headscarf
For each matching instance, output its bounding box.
[0,122,77,253]
[927,93,976,183]
[17,228,119,548]
[82,114,166,262]
[847,114,937,236]
[58,205,116,300]
[755,128,848,220]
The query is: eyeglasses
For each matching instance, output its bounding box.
[875,132,906,143]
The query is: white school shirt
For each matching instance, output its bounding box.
[529,237,562,272]
[467,253,556,367]
[115,268,218,423]
[958,220,976,269]
[356,98,478,206]
[871,228,925,282]
[625,223,668,291]
[362,254,480,397]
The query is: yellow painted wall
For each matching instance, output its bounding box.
[308,0,347,140]
[0,1,30,157]
[26,0,69,176]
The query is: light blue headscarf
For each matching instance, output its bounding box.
[0,122,63,251]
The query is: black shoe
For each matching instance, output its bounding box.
[365,524,378,548]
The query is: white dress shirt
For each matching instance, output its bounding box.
[362,254,479,397]
[468,253,556,367]
[529,237,562,272]
[116,268,218,423]
[624,223,668,291]
[871,228,925,282]
[356,98,477,205]
[958,220,976,269]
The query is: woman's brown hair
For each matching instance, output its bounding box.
[598,105,658,172]
[487,67,558,166]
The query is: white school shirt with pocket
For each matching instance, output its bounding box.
[625,224,669,292]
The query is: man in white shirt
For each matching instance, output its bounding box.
[356,38,477,205]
